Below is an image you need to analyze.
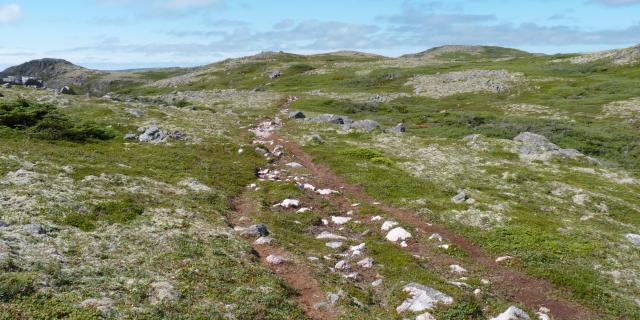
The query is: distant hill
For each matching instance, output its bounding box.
[561,44,640,65]
[402,45,534,60]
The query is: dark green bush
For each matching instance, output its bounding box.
[0,99,114,142]
[62,196,145,231]
[0,272,37,301]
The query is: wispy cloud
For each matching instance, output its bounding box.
[0,3,21,23]
[589,0,640,6]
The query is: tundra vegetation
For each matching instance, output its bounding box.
[0,45,639,319]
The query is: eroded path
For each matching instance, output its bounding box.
[230,102,601,320]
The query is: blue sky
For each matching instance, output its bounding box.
[1,0,639,70]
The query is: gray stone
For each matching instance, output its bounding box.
[343,119,382,133]
[490,306,530,320]
[451,191,469,204]
[58,86,75,95]
[124,133,138,140]
[241,224,270,237]
[288,111,306,119]
[396,283,453,313]
[625,233,640,246]
[307,114,352,125]
[0,220,7,227]
[24,223,45,235]
[514,132,583,159]
[268,71,283,79]
[390,123,406,133]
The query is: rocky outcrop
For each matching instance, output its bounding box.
[514,132,583,159]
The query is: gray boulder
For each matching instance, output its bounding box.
[59,86,75,95]
[514,132,583,159]
[343,120,382,133]
[137,126,184,144]
[241,224,270,237]
[24,223,45,235]
[268,71,283,79]
[0,220,7,227]
[289,111,306,119]
[307,114,352,125]
[2,83,11,89]
[124,133,138,140]
[451,191,469,204]
[390,123,406,133]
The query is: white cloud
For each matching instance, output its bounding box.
[0,3,21,23]
[590,0,640,5]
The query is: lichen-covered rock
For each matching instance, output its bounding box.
[396,283,453,313]
[490,306,530,320]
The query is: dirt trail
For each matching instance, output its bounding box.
[272,132,600,320]
[231,188,339,320]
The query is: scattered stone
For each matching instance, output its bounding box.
[0,220,7,228]
[514,132,583,159]
[316,188,339,195]
[572,194,590,206]
[24,223,45,235]
[396,283,453,313]
[307,114,352,125]
[349,243,366,256]
[179,179,211,192]
[331,216,352,225]
[371,216,383,222]
[357,258,374,268]
[536,312,551,320]
[268,70,283,79]
[625,233,640,246]
[316,231,347,241]
[416,312,437,320]
[451,191,469,204]
[149,281,180,305]
[474,288,482,296]
[278,199,300,208]
[137,126,185,144]
[326,242,343,249]
[371,279,383,287]
[327,292,340,305]
[80,297,115,313]
[381,221,399,231]
[428,233,443,242]
[286,162,304,168]
[58,86,75,95]
[124,133,138,140]
[449,264,467,274]
[335,260,350,270]
[266,255,287,265]
[254,236,273,245]
[386,227,412,242]
[490,306,530,320]
[288,111,306,119]
[496,256,513,263]
[240,224,270,237]
[296,208,311,213]
[343,119,382,133]
[390,123,406,133]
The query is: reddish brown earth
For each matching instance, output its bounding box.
[271,132,600,320]
[231,192,339,320]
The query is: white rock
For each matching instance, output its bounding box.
[335,260,350,270]
[331,216,352,225]
[386,227,412,242]
[371,279,383,287]
[401,241,409,248]
[450,265,467,274]
[491,306,531,320]
[481,279,491,285]
[316,231,347,241]
[572,194,590,206]
[279,199,300,208]
[438,244,450,250]
[349,243,366,256]
[474,288,482,296]
[396,283,453,313]
[286,162,304,168]
[254,237,273,245]
[625,233,640,246]
[535,312,551,320]
[371,216,383,221]
[266,255,287,265]
[317,188,339,195]
[326,241,343,249]
[179,178,212,192]
[496,256,513,263]
[381,221,399,231]
[297,207,311,213]
[357,258,374,268]
[416,312,437,320]
[428,233,443,242]
[302,183,316,191]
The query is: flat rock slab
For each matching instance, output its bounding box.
[396,283,453,313]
